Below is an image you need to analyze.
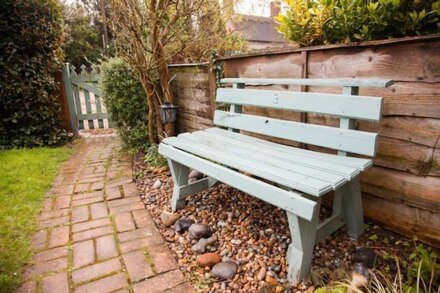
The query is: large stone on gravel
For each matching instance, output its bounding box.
[152,179,162,189]
[189,170,204,180]
[197,253,221,267]
[353,262,369,277]
[174,218,195,233]
[192,235,216,253]
[212,261,238,280]
[354,247,376,268]
[188,223,212,240]
[351,271,368,288]
[160,211,180,227]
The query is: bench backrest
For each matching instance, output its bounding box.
[215,78,393,157]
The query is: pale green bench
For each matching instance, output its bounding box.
[158,78,393,284]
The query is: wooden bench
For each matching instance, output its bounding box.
[158,78,393,284]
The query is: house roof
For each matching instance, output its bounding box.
[226,14,286,43]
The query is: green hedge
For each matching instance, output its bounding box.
[100,58,150,150]
[0,0,67,148]
[277,0,440,46]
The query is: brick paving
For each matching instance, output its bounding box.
[17,137,194,293]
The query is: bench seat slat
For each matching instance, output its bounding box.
[163,136,333,196]
[214,111,378,157]
[192,130,359,180]
[181,132,347,189]
[159,144,317,221]
[221,78,394,88]
[206,128,372,170]
[217,88,383,121]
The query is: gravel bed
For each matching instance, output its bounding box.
[133,153,426,292]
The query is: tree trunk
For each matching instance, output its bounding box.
[154,41,175,137]
[152,96,165,142]
[139,74,157,145]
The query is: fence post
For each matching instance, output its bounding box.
[62,63,79,135]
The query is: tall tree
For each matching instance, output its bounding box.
[62,3,103,67]
[107,0,244,143]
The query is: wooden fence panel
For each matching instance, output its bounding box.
[170,36,440,245]
[168,64,214,133]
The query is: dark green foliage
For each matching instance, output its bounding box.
[0,0,67,149]
[100,58,150,150]
[277,0,440,46]
[406,244,440,291]
[144,145,167,169]
[62,3,104,68]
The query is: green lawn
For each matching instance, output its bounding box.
[0,146,73,292]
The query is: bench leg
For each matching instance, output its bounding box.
[167,159,218,212]
[341,176,364,239]
[286,199,320,285]
[168,159,190,211]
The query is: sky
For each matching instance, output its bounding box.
[235,0,286,16]
[64,0,285,17]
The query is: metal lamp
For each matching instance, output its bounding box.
[159,102,178,124]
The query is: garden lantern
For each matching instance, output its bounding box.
[159,102,178,124]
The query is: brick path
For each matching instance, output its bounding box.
[17,137,194,293]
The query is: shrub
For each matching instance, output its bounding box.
[100,58,150,150]
[0,0,67,148]
[144,145,168,169]
[277,0,440,46]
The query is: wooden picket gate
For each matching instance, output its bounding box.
[62,63,111,134]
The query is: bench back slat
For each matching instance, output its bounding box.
[213,110,378,157]
[221,78,393,88]
[217,88,383,121]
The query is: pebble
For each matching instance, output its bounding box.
[197,253,222,267]
[192,235,217,254]
[189,170,204,180]
[220,249,230,256]
[264,228,274,236]
[265,275,278,286]
[134,157,412,292]
[152,179,162,189]
[188,223,212,240]
[271,264,281,274]
[231,239,242,245]
[174,218,195,233]
[160,211,180,227]
[257,266,267,281]
[212,261,238,280]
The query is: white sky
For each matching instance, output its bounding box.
[64,0,284,17]
[235,0,285,16]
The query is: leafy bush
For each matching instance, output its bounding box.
[277,0,440,46]
[100,58,150,150]
[0,0,68,148]
[144,145,168,169]
[406,244,440,290]
[315,243,439,292]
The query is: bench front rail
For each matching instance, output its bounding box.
[158,77,393,284]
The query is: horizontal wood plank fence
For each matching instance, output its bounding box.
[169,35,440,246]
